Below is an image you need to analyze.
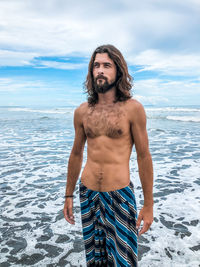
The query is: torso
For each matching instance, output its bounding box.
[81,99,135,191]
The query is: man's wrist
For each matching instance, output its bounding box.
[143,198,154,207]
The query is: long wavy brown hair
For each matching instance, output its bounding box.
[84,44,133,106]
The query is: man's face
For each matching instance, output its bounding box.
[93,53,117,94]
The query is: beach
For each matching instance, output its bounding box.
[0,105,200,266]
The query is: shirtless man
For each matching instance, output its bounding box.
[63,44,153,267]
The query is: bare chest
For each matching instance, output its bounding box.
[83,105,129,139]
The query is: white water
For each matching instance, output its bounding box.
[0,106,199,266]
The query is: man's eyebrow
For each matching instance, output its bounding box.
[94,61,112,65]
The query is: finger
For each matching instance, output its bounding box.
[136,215,142,229]
[139,222,150,236]
[68,207,74,221]
[63,207,75,224]
[64,211,75,224]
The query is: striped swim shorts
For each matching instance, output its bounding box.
[79,180,138,267]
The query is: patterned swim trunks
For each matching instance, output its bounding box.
[79,180,138,267]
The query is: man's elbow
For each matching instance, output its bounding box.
[71,147,84,158]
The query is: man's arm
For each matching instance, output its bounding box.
[63,104,86,224]
[130,100,154,235]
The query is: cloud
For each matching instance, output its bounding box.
[0,50,38,67]
[134,94,169,105]
[0,76,85,106]
[0,0,199,106]
[0,76,83,93]
[0,77,50,92]
[129,50,200,77]
[133,78,200,105]
[34,60,87,70]
[0,0,199,68]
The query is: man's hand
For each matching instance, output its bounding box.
[63,198,75,224]
[136,205,153,236]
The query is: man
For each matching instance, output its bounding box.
[63,44,153,267]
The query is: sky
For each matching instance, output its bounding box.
[0,0,200,107]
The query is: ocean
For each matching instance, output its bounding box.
[0,105,199,266]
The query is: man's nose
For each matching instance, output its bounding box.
[97,66,104,74]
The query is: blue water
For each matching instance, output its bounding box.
[0,105,200,266]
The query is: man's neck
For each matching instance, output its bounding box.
[97,87,116,105]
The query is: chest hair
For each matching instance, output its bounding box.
[84,105,126,138]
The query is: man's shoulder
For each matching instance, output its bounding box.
[124,98,146,124]
[75,102,88,112]
[74,102,88,117]
[125,98,145,113]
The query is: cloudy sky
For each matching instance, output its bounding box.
[0,0,200,106]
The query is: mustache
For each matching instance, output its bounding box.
[96,75,107,80]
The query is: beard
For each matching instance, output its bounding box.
[93,75,116,94]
